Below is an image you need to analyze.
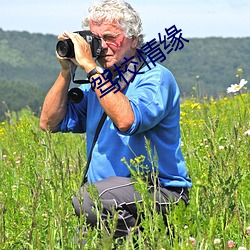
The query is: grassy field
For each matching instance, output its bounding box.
[0,90,249,249]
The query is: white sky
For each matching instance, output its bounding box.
[0,0,250,40]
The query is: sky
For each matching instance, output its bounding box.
[0,0,250,41]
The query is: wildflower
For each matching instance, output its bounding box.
[214,238,221,244]
[238,247,246,250]
[244,130,250,136]
[246,226,250,235]
[191,103,201,109]
[12,185,17,192]
[228,240,235,248]
[130,159,135,165]
[227,79,248,93]
[189,237,196,246]
[218,145,224,150]
[196,180,202,185]
[135,156,141,164]
[237,67,243,73]
[20,207,25,214]
[42,213,48,221]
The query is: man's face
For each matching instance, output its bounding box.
[89,20,137,70]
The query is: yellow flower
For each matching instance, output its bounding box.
[130,159,135,165]
[135,157,141,164]
[191,103,201,109]
[237,67,243,73]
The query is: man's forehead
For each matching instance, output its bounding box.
[89,19,122,33]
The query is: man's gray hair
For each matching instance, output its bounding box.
[82,0,144,48]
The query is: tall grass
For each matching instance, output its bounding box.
[0,93,249,249]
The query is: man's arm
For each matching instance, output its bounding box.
[64,31,135,132]
[40,31,135,133]
[40,68,71,132]
[89,74,135,132]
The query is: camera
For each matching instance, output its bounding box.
[56,30,102,58]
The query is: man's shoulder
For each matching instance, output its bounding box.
[139,62,176,83]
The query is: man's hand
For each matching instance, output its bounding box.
[56,33,79,71]
[62,31,97,73]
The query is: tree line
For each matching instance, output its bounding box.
[0,28,249,121]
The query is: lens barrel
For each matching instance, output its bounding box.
[68,88,84,103]
[56,39,75,58]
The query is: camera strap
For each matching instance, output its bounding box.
[81,111,107,186]
[70,64,90,84]
[81,57,145,186]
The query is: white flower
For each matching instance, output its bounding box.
[238,247,246,250]
[20,207,25,214]
[214,238,221,244]
[244,130,250,136]
[227,79,248,93]
[189,237,196,245]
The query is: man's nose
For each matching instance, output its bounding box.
[101,38,108,49]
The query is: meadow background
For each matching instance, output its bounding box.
[1,0,250,248]
[0,79,249,249]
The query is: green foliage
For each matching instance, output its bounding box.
[0,79,46,121]
[0,29,61,121]
[0,109,85,249]
[0,28,60,89]
[0,29,60,86]
[0,93,249,249]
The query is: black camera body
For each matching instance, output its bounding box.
[56,30,102,58]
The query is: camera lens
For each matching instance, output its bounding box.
[56,39,75,58]
[68,88,84,103]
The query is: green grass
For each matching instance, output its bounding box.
[0,93,249,249]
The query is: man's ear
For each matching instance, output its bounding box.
[131,36,138,49]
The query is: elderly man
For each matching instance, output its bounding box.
[40,0,192,242]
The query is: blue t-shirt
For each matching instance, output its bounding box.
[57,62,192,188]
